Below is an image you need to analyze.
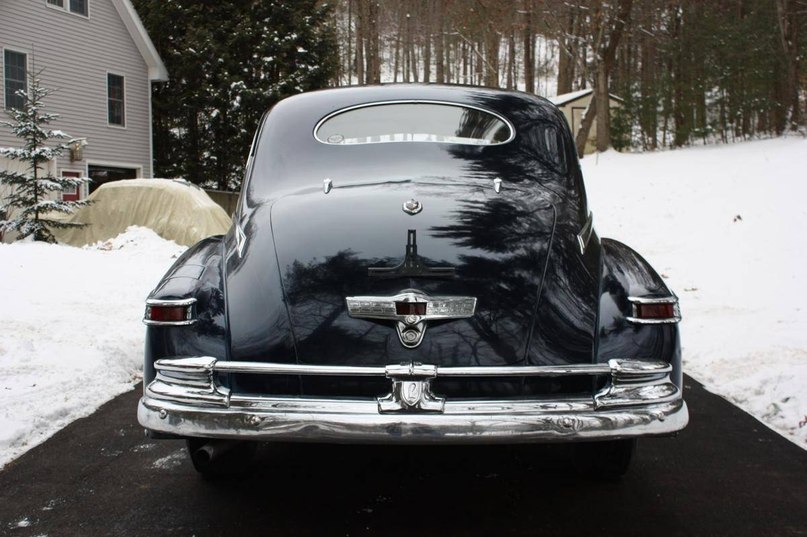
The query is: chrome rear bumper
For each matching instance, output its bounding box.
[138,357,688,443]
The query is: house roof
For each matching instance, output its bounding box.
[549,88,624,107]
[111,0,168,81]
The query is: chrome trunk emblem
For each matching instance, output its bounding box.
[346,290,477,348]
[402,199,422,215]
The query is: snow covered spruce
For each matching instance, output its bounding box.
[0,72,91,243]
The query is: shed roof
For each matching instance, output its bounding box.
[549,88,624,107]
[110,0,168,81]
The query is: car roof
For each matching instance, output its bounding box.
[274,83,560,122]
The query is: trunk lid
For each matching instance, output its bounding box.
[270,180,556,370]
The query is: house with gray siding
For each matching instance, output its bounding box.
[0,0,167,200]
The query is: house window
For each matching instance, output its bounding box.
[46,0,88,17]
[70,0,88,16]
[4,50,27,110]
[88,165,137,193]
[107,73,125,126]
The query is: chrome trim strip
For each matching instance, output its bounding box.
[576,211,594,255]
[143,298,197,326]
[313,99,517,146]
[146,298,197,307]
[143,319,196,327]
[626,295,682,324]
[215,362,387,376]
[235,223,247,258]
[438,364,611,377]
[628,296,679,304]
[226,394,594,414]
[151,357,667,379]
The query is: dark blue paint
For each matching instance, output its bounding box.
[143,85,681,398]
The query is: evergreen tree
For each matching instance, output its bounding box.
[0,72,90,243]
[132,0,338,190]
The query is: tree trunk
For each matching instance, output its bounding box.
[484,29,500,87]
[366,0,380,83]
[776,0,801,129]
[435,0,445,83]
[410,30,419,82]
[423,2,432,83]
[187,107,201,185]
[579,42,588,90]
[575,97,597,158]
[403,11,410,82]
[595,0,633,151]
[446,33,453,83]
[523,1,534,93]
[506,30,516,90]
[475,39,484,85]
[556,8,575,95]
[355,0,365,84]
[393,8,402,82]
[595,63,610,152]
[671,5,689,146]
[346,0,353,84]
[640,13,657,149]
[461,39,468,84]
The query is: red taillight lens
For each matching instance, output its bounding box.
[145,304,193,323]
[635,302,676,320]
[395,302,427,316]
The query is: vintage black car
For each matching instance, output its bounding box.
[138,84,688,478]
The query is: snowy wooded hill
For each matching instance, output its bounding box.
[1,137,805,469]
[583,137,807,449]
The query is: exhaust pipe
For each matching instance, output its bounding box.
[191,439,239,468]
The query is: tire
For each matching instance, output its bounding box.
[573,439,637,480]
[186,438,257,479]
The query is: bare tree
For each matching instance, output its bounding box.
[567,0,632,156]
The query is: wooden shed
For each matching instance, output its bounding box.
[549,89,624,154]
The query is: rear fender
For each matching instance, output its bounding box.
[597,239,682,388]
[143,236,227,387]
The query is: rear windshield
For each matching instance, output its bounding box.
[315,102,513,146]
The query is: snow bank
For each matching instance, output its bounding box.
[0,227,185,469]
[583,137,807,448]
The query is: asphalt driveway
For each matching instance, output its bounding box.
[1,376,805,536]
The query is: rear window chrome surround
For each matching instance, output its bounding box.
[313,100,516,147]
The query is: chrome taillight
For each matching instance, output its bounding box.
[626,296,681,324]
[144,298,197,326]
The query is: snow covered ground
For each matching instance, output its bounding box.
[0,137,805,470]
[583,136,807,448]
[0,228,186,469]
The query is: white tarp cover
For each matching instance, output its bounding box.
[51,179,232,247]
